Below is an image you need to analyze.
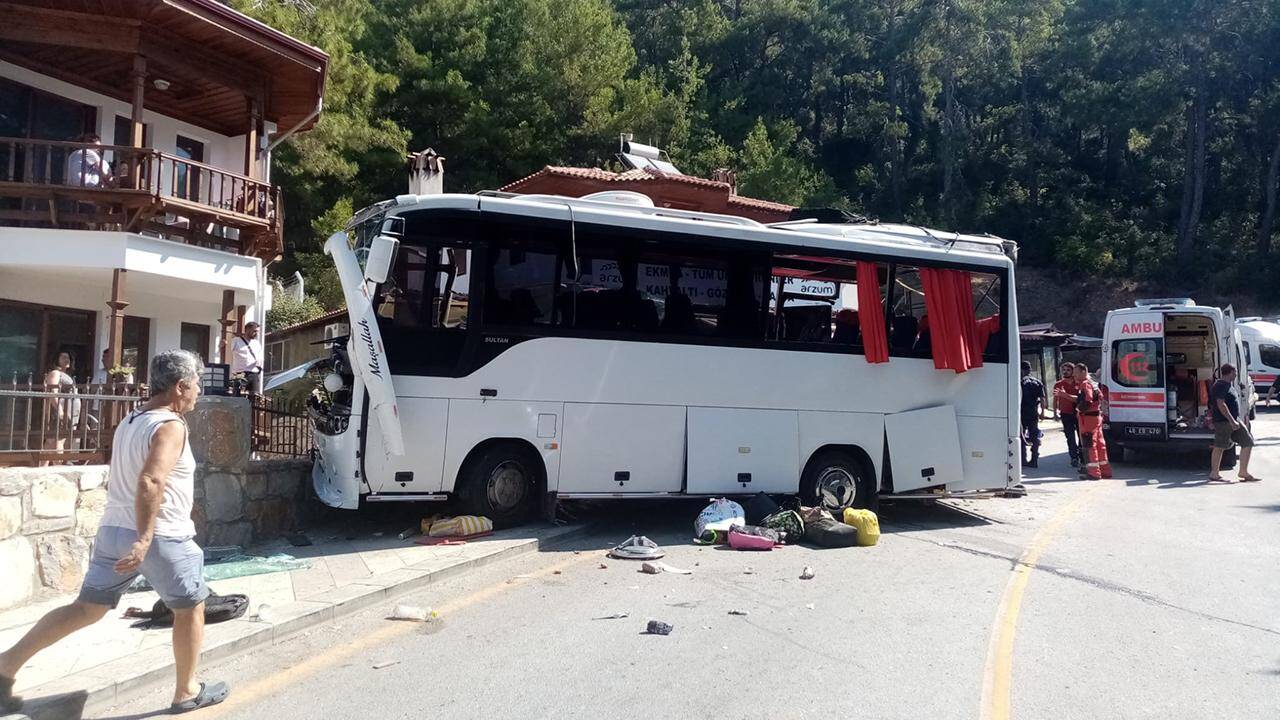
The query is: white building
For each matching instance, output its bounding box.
[0,0,327,389]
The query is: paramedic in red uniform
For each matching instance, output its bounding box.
[1053,362,1081,467]
[1074,365,1111,480]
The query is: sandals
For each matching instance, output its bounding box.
[1238,475,1263,483]
[1207,476,1234,484]
[609,535,664,560]
[171,681,230,714]
[1,674,22,713]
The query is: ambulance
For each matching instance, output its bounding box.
[1237,318,1280,401]
[1100,298,1253,455]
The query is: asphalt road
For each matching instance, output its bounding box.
[94,413,1280,720]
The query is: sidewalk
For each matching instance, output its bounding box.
[0,521,585,719]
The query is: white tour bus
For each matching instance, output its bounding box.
[305,191,1021,524]
[1237,318,1280,399]
[1101,298,1253,456]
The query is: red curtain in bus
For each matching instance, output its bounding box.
[920,268,984,373]
[856,261,889,363]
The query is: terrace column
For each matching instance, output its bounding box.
[107,269,128,370]
[128,55,147,190]
[220,290,237,364]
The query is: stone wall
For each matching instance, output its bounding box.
[0,466,107,610]
[192,459,321,548]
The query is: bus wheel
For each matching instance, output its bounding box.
[801,450,874,513]
[457,443,540,528]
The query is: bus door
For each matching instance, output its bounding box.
[883,405,964,493]
[1107,312,1166,441]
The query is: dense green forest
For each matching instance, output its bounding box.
[235,0,1280,323]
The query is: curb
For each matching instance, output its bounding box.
[17,522,592,720]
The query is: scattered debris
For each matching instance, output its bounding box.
[645,620,674,636]
[743,567,755,575]
[640,561,693,575]
[553,570,563,575]
[253,604,274,623]
[397,527,419,541]
[610,535,664,560]
[598,563,609,569]
[799,566,816,580]
[203,545,243,562]
[728,610,749,616]
[594,612,630,620]
[372,660,400,670]
[805,603,815,610]
[389,604,436,622]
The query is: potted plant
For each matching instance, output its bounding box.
[108,364,135,384]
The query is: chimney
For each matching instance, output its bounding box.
[711,168,737,195]
[407,148,446,195]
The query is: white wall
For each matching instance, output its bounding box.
[0,61,278,181]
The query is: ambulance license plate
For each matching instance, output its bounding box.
[1124,425,1165,439]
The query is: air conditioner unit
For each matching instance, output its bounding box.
[324,322,350,340]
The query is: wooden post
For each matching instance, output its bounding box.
[129,55,147,190]
[219,290,237,364]
[244,99,260,179]
[107,269,129,370]
[235,305,247,335]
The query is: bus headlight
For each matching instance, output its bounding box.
[324,372,345,393]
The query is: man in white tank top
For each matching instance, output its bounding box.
[0,351,230,714]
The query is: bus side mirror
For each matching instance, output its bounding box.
[364,234,399,284]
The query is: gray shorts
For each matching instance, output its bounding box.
[1213,423,1255,451]
[79,525,209,609]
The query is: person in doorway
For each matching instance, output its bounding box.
[1053,362,1082,467]
[230,321,263,394]
[41,352,79,466]
[93,348,112,385]
[1209,363,1261,483]
[0,350,230,715]
[1074,365,1112,480]
[1020,361,1046,468]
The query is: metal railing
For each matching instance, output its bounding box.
[0,379,147,466]
[250,392,315,459]
[0,137,280,249]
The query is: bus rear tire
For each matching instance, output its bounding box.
[456,442,541,528]
[801,449,876,514]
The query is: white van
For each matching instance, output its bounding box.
[1237,318,1280,399]
[1101,298,1252,455]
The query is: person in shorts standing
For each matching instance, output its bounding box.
[0,350,230,715]
[1209,363,1262,483]
[1020,361,1046,468]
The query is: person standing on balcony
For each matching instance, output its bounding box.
[0,350,231,715]
[65,133,106,188]
[230,321,263,394]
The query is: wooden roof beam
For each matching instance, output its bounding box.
[0,11,140,54]
[143,37,269,107]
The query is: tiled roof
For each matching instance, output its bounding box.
[500,165,793,211]
[267,307,348,338]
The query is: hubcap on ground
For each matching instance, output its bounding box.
[487,461,528,512]
[817,466,857,511]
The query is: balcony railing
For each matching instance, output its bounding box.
[0,137,282,258]
[0,380,147,466]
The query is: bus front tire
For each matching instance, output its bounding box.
[801,449,876,513]
[456,442,541,528]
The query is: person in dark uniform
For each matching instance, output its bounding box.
[1020,361,1046,468]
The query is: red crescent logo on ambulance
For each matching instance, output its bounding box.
[1119,352,1152,384]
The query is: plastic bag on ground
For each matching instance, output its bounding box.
[694,498,745,538]
[727,526,778,551]
[428,515,494,537]
[842,508,881,546]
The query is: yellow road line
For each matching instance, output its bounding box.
[979,483,1103,720]
[196,551,595,718]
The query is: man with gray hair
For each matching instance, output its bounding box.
[0,350,230,714]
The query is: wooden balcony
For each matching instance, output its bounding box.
[0,137,282,260]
